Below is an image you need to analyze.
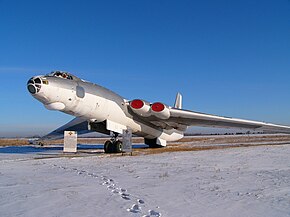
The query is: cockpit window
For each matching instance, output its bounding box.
[46,71,73,80]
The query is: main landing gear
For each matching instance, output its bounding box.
[104,133,123,153]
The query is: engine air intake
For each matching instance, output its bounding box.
[151,102,170,119]
[130,99,144,109]
[151,102,165,112]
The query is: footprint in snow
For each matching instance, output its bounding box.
[58,166,65,169]
[127,204,141,213]
[102,177,108,181]
[111,189,119,194]
[120,188,127,192]
[138,199,145,204]
[148,210,162,217]
[107,185,115,190]
[120,192,130,200]
[120,192,129,197]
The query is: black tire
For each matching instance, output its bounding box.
[114,140,123,153]
[104,140,113,153]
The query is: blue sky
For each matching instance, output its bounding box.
[0,0,290,137]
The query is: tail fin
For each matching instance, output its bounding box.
[174,92,182,109]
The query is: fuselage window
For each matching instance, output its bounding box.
[76,86,85,98]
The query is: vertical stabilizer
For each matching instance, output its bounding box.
[174,92,182,109]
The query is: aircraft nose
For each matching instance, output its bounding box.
[27,76,42,94]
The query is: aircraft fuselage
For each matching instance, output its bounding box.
[27,72,184,146]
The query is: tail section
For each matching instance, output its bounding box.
[174,92,182,109]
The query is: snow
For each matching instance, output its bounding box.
[1,144,290,217]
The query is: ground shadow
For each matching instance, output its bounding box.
[0,144,148,154]
[0,146,63,154]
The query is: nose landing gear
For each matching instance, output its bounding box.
[104,133,123,153]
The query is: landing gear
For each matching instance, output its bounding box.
[104,140,114,153]
[104,133,123,153]
[104,140,123,153]
[114,140,123,153]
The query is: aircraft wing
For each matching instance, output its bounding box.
[41,117,91,140]
[154,107,290,133]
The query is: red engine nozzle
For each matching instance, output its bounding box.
[151,102,170,119]
[151,102,165,112]
[130,99,144,109]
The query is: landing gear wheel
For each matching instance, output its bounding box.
[104,140,123,153]
[104,140,113,153]
[114,140,123,153]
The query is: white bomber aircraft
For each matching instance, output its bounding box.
[27,71,290,153]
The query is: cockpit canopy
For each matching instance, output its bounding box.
[45,71,78,80]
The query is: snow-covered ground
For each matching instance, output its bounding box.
[1,144,290,217]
